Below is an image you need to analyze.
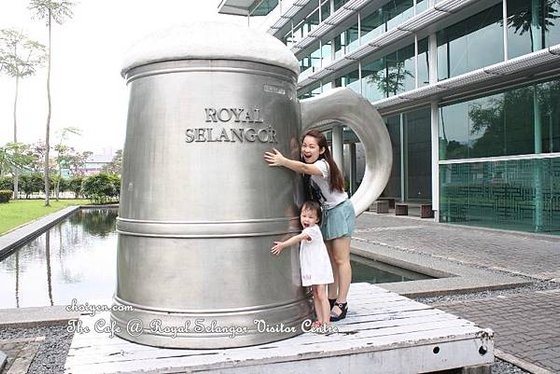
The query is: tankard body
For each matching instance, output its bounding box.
[112,22,392,349]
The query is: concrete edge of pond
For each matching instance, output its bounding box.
[0,206,81,260]
[0,204,119,260]
[0,306,81,328]
[351,239,532,298]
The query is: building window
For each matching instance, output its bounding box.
[362,39,428,100]
[383,107,432,201]
[417,38,430,87]
[333,0,348,13]
[439,79,560,161]
[360,0,417,45]
[299,47,322,78]
[335,22,360,59]
[539,80,560,153]
[321,0,331,21]
[333,68,360,93]
[249,0,279,16]
[507,0,560,59]
[290,8,321,45]
[299,84,322,99]
[362,57,386,102]
[437,4,504,80]
[406,108,432,201]
[383,114,402,199]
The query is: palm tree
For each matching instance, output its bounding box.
[28,0,75,206]
[0,28,46,199]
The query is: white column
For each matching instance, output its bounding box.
[431,101,440,221]
[414,34,419,89]
[400,114,407,202]
[332,125,344,174]
[350,142,357,194]
[503,0,509,61]
[428,33,438,85]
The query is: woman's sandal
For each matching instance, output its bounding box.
[328,298,337,309]
[330,301,347,322]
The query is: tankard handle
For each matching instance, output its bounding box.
[300,88,393,216]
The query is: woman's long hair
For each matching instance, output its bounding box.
[302,129,345,192]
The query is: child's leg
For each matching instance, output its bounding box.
[312,284,330,324]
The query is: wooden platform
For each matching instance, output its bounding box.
[64,283,494,373]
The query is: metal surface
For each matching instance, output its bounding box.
[112,25,392,349]
[112,59,312,348]
[301,88,393,215]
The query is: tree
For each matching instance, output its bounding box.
[53,126,81,200]
[0,142,34,180]
[0,28,46,199]
[66,150,92,176]
[28,0,75,207]
[102,149,123,175]
[27,141,50,173]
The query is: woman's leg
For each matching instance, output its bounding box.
[329,236,351,317]
[326,242,338,301]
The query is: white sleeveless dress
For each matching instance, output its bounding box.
[299,225,334,287]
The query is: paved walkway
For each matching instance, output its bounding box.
[354,212,560,374]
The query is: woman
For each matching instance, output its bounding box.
[264,129,355,321]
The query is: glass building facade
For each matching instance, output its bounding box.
[224,0,560,235]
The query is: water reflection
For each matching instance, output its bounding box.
[0,208,431,309]
[0,208,118,309]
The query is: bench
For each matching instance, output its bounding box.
[420,204,434,218]
[377,197,396,209]
[369,200,389,213]
[395,203,408,216]
[395,203,434,218]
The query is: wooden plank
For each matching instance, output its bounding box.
[65,312,473,366]
[65,283,494,374]
[65,328,491,374]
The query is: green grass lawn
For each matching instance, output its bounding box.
[0,199,91,235]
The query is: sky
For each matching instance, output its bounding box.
[0,0,245,155]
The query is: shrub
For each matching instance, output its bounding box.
[68,176,84,198]
[82,173,120,204]
[0,190,12,203]
[0,177,12,190]
[19,173,44,198]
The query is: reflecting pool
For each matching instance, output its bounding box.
[0,208,118,309]
[0,208,432,309]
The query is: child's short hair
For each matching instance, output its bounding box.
[301,200,322,223]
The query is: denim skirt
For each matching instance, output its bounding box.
[321,199,355,240]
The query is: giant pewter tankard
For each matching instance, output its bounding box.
[111,22,392,349]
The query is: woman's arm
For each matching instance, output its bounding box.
[264,148,323,176]
[271,232,310,255]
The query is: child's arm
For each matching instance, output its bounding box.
[264,148,323,176]
[271,232,310,255]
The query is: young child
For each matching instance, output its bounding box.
[271,200,334,328]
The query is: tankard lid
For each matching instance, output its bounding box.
[122,21,300,76]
